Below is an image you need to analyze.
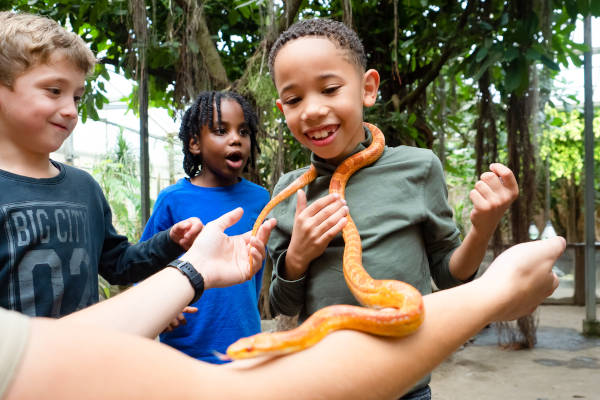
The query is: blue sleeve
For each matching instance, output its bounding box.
[140,192,175,242]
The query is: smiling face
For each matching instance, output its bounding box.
[0,53,85,161]
[273,37,379,163]
[190,99,251,187]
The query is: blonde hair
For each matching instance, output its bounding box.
[0,11,97,87]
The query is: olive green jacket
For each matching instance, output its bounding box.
[268,126,464,320]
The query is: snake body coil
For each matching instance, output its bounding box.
[226,123,424,359]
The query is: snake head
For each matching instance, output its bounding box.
[226,332,295,360]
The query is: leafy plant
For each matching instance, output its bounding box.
[92,131,143,242]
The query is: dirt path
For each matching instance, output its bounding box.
[430,305,600,399]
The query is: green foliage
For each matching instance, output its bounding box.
[3,0,597,241]
[541,105,600,187]
[92,131,143,242]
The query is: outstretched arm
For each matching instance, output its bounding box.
[63,208,277,338]
[449,163,519,281]
[6,237,563,400]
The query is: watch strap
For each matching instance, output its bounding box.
[167,259,205,304]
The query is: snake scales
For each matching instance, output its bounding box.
[226,123,424,360]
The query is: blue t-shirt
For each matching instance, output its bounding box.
[141,177,269,363]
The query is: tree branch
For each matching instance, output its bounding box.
[398,0,477,110]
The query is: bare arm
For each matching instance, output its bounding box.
[6,237,563,400]
[449,163,519,280]
[63,208,277,338]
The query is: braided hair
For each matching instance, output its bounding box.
[179,91,260,177]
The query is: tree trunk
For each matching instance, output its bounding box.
[130,0,151,225]
[195,4,229,88]
[342,0,352,28]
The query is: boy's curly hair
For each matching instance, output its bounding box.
[0,11,96,88]
[268,18,366,79]
[179,91,261,178]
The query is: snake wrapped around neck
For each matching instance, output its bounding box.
[225,122,424,360]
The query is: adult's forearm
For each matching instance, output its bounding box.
[7,238,561,400]
[7,283,491,400]
[63,267,193,338]
[223,281,493,400]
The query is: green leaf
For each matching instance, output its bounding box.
[592,0,600,15]
[475,47,488,63]
[472,51,501,81]
[525,48,541,61]
[505,60,525,93]
[504,47,519,62]
[565,0,579,19]
[576,0,589,16]
[478,21,493,31]
[540,54,560,71]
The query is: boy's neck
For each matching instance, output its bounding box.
[0,141,59,178]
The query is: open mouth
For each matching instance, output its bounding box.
[305,124,338,145]
[225,151,246,169]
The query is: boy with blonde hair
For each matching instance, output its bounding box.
[267,18,519,399]
[0,11,201,318]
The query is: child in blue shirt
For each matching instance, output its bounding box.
[141,91,270,363]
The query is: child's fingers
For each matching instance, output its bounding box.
[170,221,187,238]
[489,163,519,194]
[184,217,203,236]
[249,246,265,275]
[182,306,198,314]
[255,218,277,246]
[479,171,503,193]
[320,216,348,243]
[302,193,343,217]
[295,190,308,219]
[310,200,348,231]
[249,238,266,264]
[177,219,191,231]
[469,187,488,210]
[314,204,349,238]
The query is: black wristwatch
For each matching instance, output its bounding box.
[167,259,205,305]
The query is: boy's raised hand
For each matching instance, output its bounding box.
[169,217,204,250]
[469,163,518,237]
[180,208,277,289]
[285,190,348,281]
[479,236,564,322]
